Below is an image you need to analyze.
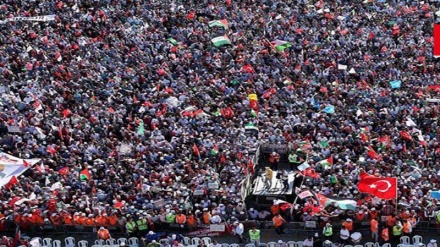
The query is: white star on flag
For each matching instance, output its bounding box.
[369,184,377,188]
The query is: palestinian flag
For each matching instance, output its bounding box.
[80,168,90,180]
[208,19,229,29]
[245,123,258,131]
[250,109,258,117]
[318,156,333,169]
[316,193,357,210]
[213,109,222,116]
[167,38,178,45]
[211,35,231,47]
[271,40,292,52]
[211,145,219,156]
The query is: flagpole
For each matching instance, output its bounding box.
[395,177,398,213]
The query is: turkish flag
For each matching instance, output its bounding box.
[434,24,440,57]
[357,177,397,200]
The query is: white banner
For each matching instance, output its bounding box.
[0,152,40,187]
[0,15,56,24]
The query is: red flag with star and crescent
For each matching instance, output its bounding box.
[357,174,397,200]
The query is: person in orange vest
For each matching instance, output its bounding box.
[400,210,411,220]
[272,213,287,235]
[202,208,211,224]
[368,208,379,220]
[386,213,397,231]
[85,214,96,226]
[97,226,112,240]
[408,213,418,233]
[49,213,62,226]
[402,219,412,237]
[72,212,81,225]
[269,152,281,170]
[355,210,367,222]
[342,218,353,232]
[77,213,87,225]
[175,211,187,228]
[270,202,280,216]
[63,212,73,225]
[187,212,197,230]
[370,217,379,242]
[95,213,109,226]
[381,224,390,244]
[108,213,118,226]
[31,211,44,225]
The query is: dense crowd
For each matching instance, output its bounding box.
[0,0,440,245]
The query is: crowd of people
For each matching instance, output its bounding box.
[0,0,440,246]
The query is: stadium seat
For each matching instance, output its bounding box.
[245,244,255,247]
[31,237,43,247]
[78,240,88,247]
[53,240,61,247]
[94,240,104,246]
[400,236,411,246]
[229,244,240,247]
[191,238,201,246]
[221,244,229,247]
[183,237,191,246]
[267,242,277,247]
[412,235,423,246]
[128,238,139,247]
[117,238,127,246]
[65,237,75,247]
[382,244,391,247]
[364,242,375,247]
[105,239,116,247]
[286,241,296,247]
[43,238,52,247]
[201,237,211,246]
[296,242,303,247]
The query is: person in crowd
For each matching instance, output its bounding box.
[97,226,112,240]
[249,226,261,247]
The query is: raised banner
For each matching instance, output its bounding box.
[0,152,41,187]
[0,15,56,24]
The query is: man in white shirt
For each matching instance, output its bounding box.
[302,236,313,247]
[208,240,221,247]
[339,225,350,245]
[233,221,245,243]
[428,239,437,247]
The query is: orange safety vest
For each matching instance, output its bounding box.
[202,213,211,224]
[176,214,186,224]
[369,211,379,220]
[270,205,280,215]
[98,229,111,240]
[108,215,118,226]
[403,221,411,233]
[381,228,389,241]
[77,216,87,225]
[273,216,283,227]
[356,213,365,221]
[401,212,410,220]
[343,221,353,231]
[64,215,73,225]
[95,216,108,226]
[85,218,95,226]
[370,219,378,232]
[73,215,80,224]
[187,215,197,227]
[50,215,62,226]
[386,216,396,227]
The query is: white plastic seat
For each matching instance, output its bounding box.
[267,242,277,247]
[229,244,240,247]
[400,236,411,246]
[221,244,229,247]
[128,238,138,247]
[412,235,423,246]
[245,244,255,247]
[117,238,127,246]
[286,241,296,247]
[43,238,52,247]
[191,238,201,246]
[94,240,104,246]
[31,237,43,247]
[183,237,191,246]
[353,245,363,247]
[102,245,111,247]
[53,240,61,247]
[382,244,391,247]
[65,237,75,247]
[296,242,303,247]
[201,237,211,246]
[364,242,375,247]
[78,240,88,247]
[105,239,116,247]
[397,245,406,247]
[344,245,353,247]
